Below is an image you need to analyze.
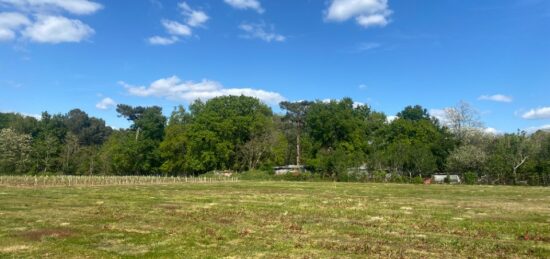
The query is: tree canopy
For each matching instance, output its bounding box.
[1,98,548,185]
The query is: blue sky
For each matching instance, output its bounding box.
[1,0,549,132]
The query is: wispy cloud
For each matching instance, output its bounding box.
[161,20,191,37]
[149,1,208,46]
[121,75,285,105]
[224,0,264,13]
[522,107,550,120]
[178,2,209,27]
[478,94,513,103]
[357,42,381,52]
[325,0,392,28]
[148,35,178,45]
[239,22,285,42]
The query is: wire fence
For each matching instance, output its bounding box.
[0,175,239,187]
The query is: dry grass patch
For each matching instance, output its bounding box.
[17,228,75,241]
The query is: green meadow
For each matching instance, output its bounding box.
[1,181,549,258]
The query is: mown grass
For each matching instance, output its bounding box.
[0,181,549,258]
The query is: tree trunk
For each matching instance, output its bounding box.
[512,167,517,185]
[135,128,141,141]
[513,156,528,185]
[296,121,301,169]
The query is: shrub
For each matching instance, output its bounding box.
[280,171,320,182]
[411,175,424,184]
[389,174,406,183]
[372,171,386,182]
[238,170,274,181]
[464,172,477,185]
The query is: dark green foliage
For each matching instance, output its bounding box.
[380,108,453,177]
[396,105,431,122]
[412,175,424,184]
[304,99,373,178]
[160,96,274,175]
[464,172,478,185]
[99,131,161,175]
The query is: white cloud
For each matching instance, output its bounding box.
[178,2,209,27]
[239,22,285,42]
[121,75,285,105]
[353,101,365,108]
[483,127,500,135]
[0,1,100,43]
[22,15,94,43]
[386,115,397,123]
[524,124,550,133]
[326,0,392,28]
[429,108,449,124]
[0,12,31,28]
[162,20,191,37]
[0,28,14,40]
[478,94,513,103]
[0,0,102,15]
[96,97,116,110]
[0,110,41,119]
[522,107,550,120]
[224,0,264,13]
[0,12,30,41]
[148,35,178,45]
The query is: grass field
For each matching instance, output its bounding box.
[1,180,549,258]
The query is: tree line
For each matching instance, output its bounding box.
[1,96,549,185]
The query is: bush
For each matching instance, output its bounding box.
[238,170,274,181]
[280,171,317,181]
[235,170,322,182]
[389,174,406,183]
[372,171,386,182]
[411,175,424,184]
[464,172,477,185]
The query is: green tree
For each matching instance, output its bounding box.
[116,105,166,141]
[280,101,313,167]
[487,132,537,184]
[159,106,192,175]
[0,128,32,174]
[99,131,161,175]
[397,105,431,122]
[303,99,372,178]
[383,106,452,178]
[160,96,274,175]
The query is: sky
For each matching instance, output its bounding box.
[1,0,549,132]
